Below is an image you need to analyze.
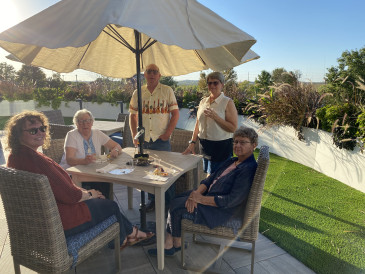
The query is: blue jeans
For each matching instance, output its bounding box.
[143,139,175,206]
[64,198,133,245]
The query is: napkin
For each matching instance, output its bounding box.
[96,164,119,173]
[109,168,134,175]
[143,174,169,182]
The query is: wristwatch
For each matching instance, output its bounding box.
[88,191,92,198]
[188,140,196,144]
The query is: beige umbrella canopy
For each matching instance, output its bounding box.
[0,0,259,153]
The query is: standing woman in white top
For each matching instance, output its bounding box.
[183,72,238,175]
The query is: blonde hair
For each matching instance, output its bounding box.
[5,110,50,154]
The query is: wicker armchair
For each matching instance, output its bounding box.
[181,146,270,273]
[42,110,65,125]
[42,138,65,164]
[49,123,74,139]
[116,113,128,123]
[0,166,121,273]
[170,129,203,194]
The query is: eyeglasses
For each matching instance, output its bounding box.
[78,119,93,124]
[233,140,252,146]
[207,81,220,86]
[23,125,47,135]
[146,69,159,75]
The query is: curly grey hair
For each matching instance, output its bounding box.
[233,126,258,145]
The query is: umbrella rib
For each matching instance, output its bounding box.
[77,42,91,67]
[103,25,135,53]
[141,38,157,52]
[193,50,206,66]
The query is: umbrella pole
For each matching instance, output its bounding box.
[135,30,147,231]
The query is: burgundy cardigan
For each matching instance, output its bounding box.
[7,145,91,230]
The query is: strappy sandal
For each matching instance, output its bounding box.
[128,226,155,246]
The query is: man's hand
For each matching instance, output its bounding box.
[159,132,171,141]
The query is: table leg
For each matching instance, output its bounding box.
[155,188,165,270]
[127,187,133,209]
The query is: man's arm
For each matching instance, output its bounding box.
[159,109,179,141]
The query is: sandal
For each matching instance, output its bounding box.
[120,241,129,250]
[128,226,155,246]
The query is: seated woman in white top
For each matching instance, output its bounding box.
[60,109,122,198]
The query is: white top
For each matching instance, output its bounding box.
[197,93,233,141]
[60,128,110,169]
[129,83,179,142]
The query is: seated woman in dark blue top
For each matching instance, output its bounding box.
[149,126,258,256]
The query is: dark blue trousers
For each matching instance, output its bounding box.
[64,198,133,245]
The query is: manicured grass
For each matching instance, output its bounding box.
[0,116,10,130]
[258,151,365,274]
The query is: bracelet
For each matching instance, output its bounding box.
[88,191,92,199]
[188,140,196,144]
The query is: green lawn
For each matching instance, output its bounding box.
[258,151,365,274]
[0,116,364,273]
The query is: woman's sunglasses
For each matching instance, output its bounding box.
[23,125,47,135]
[207,81,220,86]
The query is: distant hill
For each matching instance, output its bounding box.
[177,80,199,86]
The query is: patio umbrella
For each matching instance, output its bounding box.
[0,0,258,231]
[0,0,258,150]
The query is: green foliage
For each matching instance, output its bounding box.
[197,72,208,92]
[255,70,273,92]
[316,103,360,150]
[16,64,47,88]
[0,62,16,81]
[160,76,177,88]
[325,47,365,105]
[271,67,300,85]
[33,87,64,109]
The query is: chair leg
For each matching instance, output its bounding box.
[251,241,255,274]
[213,244,225,269]
[181,230,186,269]
[13,259,20,274]
[114,235,121,272]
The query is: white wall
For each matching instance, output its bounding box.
[1,101,364,193]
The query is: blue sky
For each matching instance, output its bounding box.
[0,0,364,82]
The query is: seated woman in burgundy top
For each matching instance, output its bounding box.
[5,110,153,249]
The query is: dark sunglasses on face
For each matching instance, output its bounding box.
[207,81,220,86]
[23,125,47,135]
[146,69,159,75]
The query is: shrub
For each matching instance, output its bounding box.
[316,103,360,150]
[256,82,328,140]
